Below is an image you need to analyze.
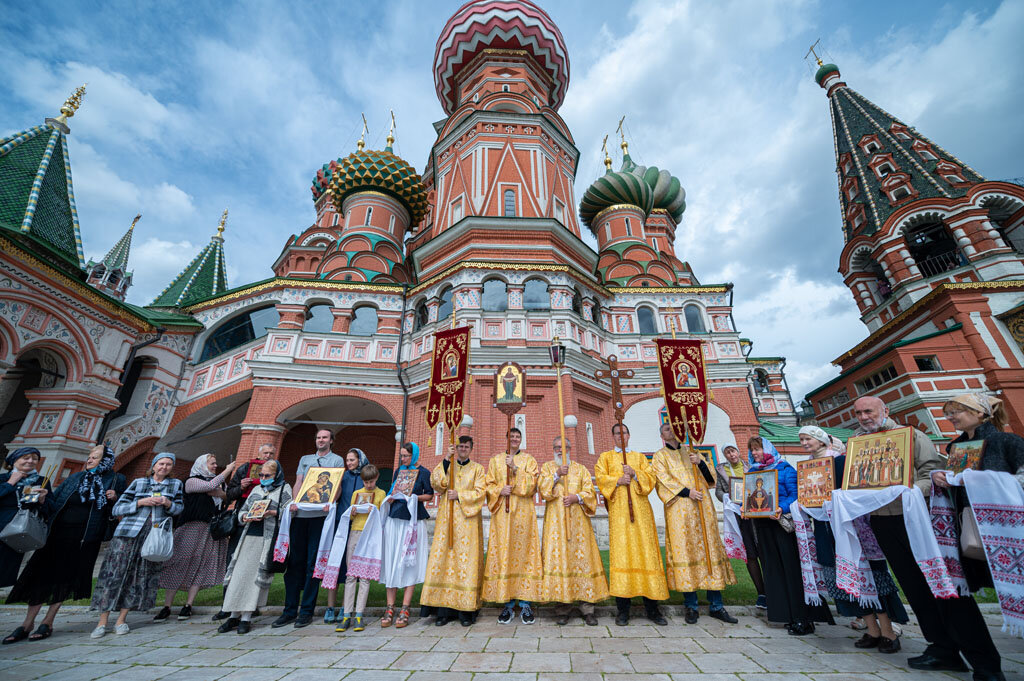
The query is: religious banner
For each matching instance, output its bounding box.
[425,326,471,434]
[654,338,711,444]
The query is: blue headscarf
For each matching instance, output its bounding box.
[151,452,176,469]
[748,437,780,469]
[78,444,115,509]
[5,447,40,470]
[4,447,41,492]
[389,442,419,493]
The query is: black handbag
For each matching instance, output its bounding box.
[265,487,288,573]
[209,508,236,540]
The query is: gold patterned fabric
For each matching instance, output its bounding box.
[652,446,736,592]
[481,452,543,603]
[419,459,486,611]
[538,460,609,604]
[595,449,669,600]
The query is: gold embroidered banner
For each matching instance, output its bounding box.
[425,326,471,433]
[654,338,710,444]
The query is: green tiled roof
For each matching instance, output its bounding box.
[151,231,228,308]
[0,123,85,268]
[760,420,854,445]
[99,222,135,272]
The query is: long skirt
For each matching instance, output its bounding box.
[90,524,161,613]
[159,521,228,591]
[0,542,25,588]
[381,518,428,589]
[754,519,832,625]
[7,522,101,605]
[222,533,270,613]
[820,561,909,622]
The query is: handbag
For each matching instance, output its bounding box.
[960,507,986,560]
[777,512,795,533]
[0,509,47,552]
[209,508,236,540]
[141,517,175,562]
[265,487,288,573]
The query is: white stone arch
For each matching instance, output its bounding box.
[622,398,734,453]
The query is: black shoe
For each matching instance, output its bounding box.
[684,607,699,624]
[878,635,900,654]
[709,608,737,624]
[788,621,814,636]
[646,611,668,626]
[583,613,598,626]
[176,604,192,620]
[293,615,312,628]
[272,614,296,628]
[854,633,881,649]
[908,654,968,672]
[153,606,171,621]
[237,620,252,635]
[459,613,474,627]
[435,616,452,627]
[615,612,629,626]
[212,610,230,621]
[973,672,1006,681]
[555,613,571,626]
[217,618,240,633]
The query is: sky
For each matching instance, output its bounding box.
[1,0,1021,404]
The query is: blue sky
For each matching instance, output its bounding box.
[1,0,1021,403]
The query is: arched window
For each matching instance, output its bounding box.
[637,306,657,335]
[107,271,120,287]
[200,305,279,362]
[591,301,604,329]
[349,306,379,336]
[90,265,105,280]
[303,304,334,333]
[904,220,965,278]
[523,279,549,310]
[503,189,516,217]
[684,304,706,333]
[482,279,508,312]
[571,290,583,317]
[414,301,429,331]
[754,369,770,393]
[437,287,453,321]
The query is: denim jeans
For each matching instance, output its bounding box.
[684,590,723,611]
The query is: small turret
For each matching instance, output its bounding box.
[86,213,139,300]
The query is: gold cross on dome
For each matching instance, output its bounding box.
[805,39,823,67]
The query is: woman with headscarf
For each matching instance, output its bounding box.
[323,447,368,624]
[747,436,831,635]
[714,444,766,609]
[3,444,126,644]
[154,453,239,622]
[0,448,53,591]
[796,426,907,653]
[89,452,183,638]
[218,459,292,634]
[379,442,434,628]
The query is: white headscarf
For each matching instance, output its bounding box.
[946,393,1002,417]
[190,454,222,508]
[799,425,841,456]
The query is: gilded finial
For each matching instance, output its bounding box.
[806,39,824,67]
[616,115,629,155]
[357,113,368,151]
[601,135,611,170]
[55,84,87,125]
[216,209,228,237]
[386,109,396,148]
[130,213,142,231]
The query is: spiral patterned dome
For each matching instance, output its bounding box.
[325,147,428,226]
[631,165,686,223]
[434,0,570,115]
[579,163,654,230]
[311,158,342,200]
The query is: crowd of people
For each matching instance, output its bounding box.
[0,391,1019,681]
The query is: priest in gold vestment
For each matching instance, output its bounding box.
[540,436,608,625]
[653,423,738,625]
[482,427,543,624]
[420,436,486,627]
[595,423,668,626]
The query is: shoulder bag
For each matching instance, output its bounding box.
[960,507,986,560]
[141,517,175,562]
[0,508,47,553]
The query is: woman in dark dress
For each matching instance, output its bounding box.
[3,444,125,643]
[0,448,53,592]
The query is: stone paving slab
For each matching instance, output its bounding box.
[0,605,1022,680]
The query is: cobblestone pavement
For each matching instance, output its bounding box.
[1,605,1021,681]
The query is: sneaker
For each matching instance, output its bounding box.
[755,594,767,610]
[352,616,365,632]
[114,623,130,635]
[153,606,171,621]
[176,604,192,621]
[335,616,351,633]
[520,604,535,625]
[89,626,106,639]
[497,605,514,625]
[323,607,336,624]
[709,608,738,624]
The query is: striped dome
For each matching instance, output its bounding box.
[579,165,654,230]
[327,147,428,226]
[434,0,570,115]
[632,165,686,223]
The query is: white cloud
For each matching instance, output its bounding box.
[147,183,196,221]
[128,237,201,303]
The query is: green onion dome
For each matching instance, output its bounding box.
[815,63,839,85]
[631,164,685,223]
[326,145,428,226]
[579,160,654,230]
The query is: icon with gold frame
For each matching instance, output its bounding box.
[842,427,913,491]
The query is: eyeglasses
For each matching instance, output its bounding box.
[259,473,274,479]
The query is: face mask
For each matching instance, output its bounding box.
[260,478,275,488]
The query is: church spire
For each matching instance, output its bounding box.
[85,213,139,300]
[150,209,230,308]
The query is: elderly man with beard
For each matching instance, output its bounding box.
[854,397,1001,680]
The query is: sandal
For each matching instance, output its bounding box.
[28,624,52,641]
[395,607,410,629]
[2,627,28,645]
[381,605,395,628]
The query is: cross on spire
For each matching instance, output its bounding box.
[805,39,824,67]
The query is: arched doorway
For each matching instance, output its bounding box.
[276,396,397,490]
[0,347,67,457]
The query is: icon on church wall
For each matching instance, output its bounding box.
[842,427,913,491]
[742,469,777,518]
[295,467,344,504]
[797,457,835,508]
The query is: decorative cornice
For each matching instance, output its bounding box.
[590,203,646,227]
[606,284,731,294]
[407,260,610,297]
[184,277,406,312]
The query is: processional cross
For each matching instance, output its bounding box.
[595,355,635,522]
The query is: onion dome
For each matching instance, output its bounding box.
[579,156,654,230]
[326,141,428,226]
[631,165,686,223]
[434,0,570,114]
[815,63,839,86]
[311,159,342,200]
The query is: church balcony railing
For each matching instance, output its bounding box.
[915,249,968,279]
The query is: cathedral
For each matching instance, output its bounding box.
[0,0,803,484]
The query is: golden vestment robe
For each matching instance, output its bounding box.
[419,459,486,611]
[595,449,668,600]
[652,445,736,592]
[481,452,543,603]
[538,460,609,604]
